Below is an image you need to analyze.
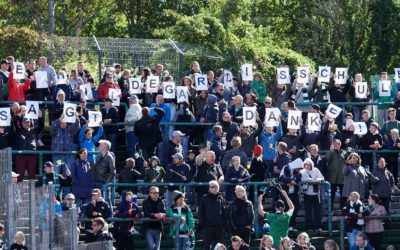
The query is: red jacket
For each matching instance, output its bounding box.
[98,82,120,101]
[8,72,31,102]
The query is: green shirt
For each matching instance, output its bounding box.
[265,211,292,245]
[382,120,400,137]
[251,80,267,103]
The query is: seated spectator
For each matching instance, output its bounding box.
[227,235,250,250]
[260,235,275,250]
[199,181,227,250]
[84,189,112,230]
[222,137,248,173]
[215,243,227,250]
[381,108,400,140]
[280,128,303,160]
[350,233,374,250]
[88,77,99,102]
[69,69,83,100]
[272,142,291,179]
[101,98,120,152]
[343,191,367,249]
[294,232,316,250]
[342,153,367,201]
[117,158,141,195]
[371,158,395,213]
[9,231,27,250]
[50,89,66,122]
[114,191,141,249]
[278,237,292,250]
[35,161,72,199]
[86,217,113,243]
[225,156,250,201]
[167,191,195,250]
[62,193,77,211]
[142,186,166,250]
[77,61,90,78]
[78,120,103,164]
[228,185,254,244]
[71,149,92,205]
[323,239,339,250]
[92,140,116,190]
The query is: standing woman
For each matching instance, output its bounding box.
[70,149,92,205]
[365,194,386,250]
[343,191,367,249]
[225,156,250,202]
[342,153,368,201]
[371,158,395,213]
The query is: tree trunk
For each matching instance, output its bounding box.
[48,0,55,35]
[26,0,45,33]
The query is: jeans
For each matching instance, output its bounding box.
[146,229,162,250]
[126,131,138,157]
[347,229,361,249]
[304,194,321,230]
[319,184,328,218]
[174,237,189,250]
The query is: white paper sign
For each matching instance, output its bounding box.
[176,86,189,103]
[297,67,310,84]
[13,62,25,80]
[354,122,368,135]
[195,74,208,91]
[288,158,303,170]
[129,77,143,95]
[287,110,302,129]
[223,70,233,87]
[264,108,281,127]
[241,64,253,81]
[355,82,368,99]
[378,80,391,97]
[88,111,102,127]
[0,108,11,126]
[307,113,321,131]
[276,67,290,84]
[395,68,400,83]
[109,88,121,106]
[335,68,348,84]
[326,104,342,118]
[56,75,67,85]
[163,82,176,99]
[63,102,77,123]
[34,71,48,89]
[318,66,331,83]
[243,107,256,126]
[80,84,93,100]
[25,101,39,120]
[146,76,159,93]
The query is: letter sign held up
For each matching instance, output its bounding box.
[129,77,143,95]
[395,68,400,83]
[163,82,176,99]
[0,108,11,127]
[287,110,302,129]
[63,102,77,123]
[243,107,256,126]
[277,68,290,84]
[35,71,48,89]
[335,68,348,84]
[318,66,331,83]
[146,76,159,93]
[25,101,39,120]
[353,122,368,135]
[307,113,321,131]
[241,64,253,81]
[88,111,102,127]
[326,104,342,118]
[176,86,189,104]
[195,74,208,91]
[224,70,233,87]
[378,80,391,97]
[355,82,368,99]
[13,62,25,80]
[296,67,310,84]
[264,108,281,127]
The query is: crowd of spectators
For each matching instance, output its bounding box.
[1,56,400,250]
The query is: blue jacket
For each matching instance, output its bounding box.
[150,103,171,123]
[210,132,226,164]
[71,158,92,199]
[79,125,103,162]
[260,124,283,161]
[225,166,250,201]
[50,117,81,151]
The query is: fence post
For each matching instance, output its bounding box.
[175,222,180,249]
[253,183,259,237]
[71,208,78,250]
[340,216,345,250]
[5,148,15,247]
[29,180,37,250]
[39,153,44,176]
[48,183,56,250]
[326,182,332,236]
[93,35,102,83]
[168,38,184,80]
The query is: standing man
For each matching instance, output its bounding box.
[161,130,184,168]
[142,186,166,250]
[92,140,116,190]
[124,95,142,157]
[100,98,120,152]
[199,181,227,250]
[326,139,346,211]
[165,153,191,207]
[258,186,294,249]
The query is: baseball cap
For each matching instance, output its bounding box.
[65,193,75,200]
[172,130,185,137]
[172,153,184,161]
[44,161,54,168]
[128,95,138,100]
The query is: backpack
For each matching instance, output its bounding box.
[175,113,192,135]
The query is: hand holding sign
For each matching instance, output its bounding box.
[378,80,391,97]
[146,76,159,93]
[297,67,310,84]
[88,111,102,127]
[109,88,121,106]
[395,68,400,83]
[326,104,342,118]
[264,108,281,127]
[223,70,233,87]
[307,113,321,131]
[25,101,39,120]
[80,84,93,100]
[287,110,302,129]
[354,82,368,99]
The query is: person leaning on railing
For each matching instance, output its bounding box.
[364,194,386,250]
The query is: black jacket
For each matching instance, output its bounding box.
[221,121,240,150]
[117,167,141,194]
[199,192,227,227]
[12,117,44,150]
[142,197,166,230]
[227,243,250,250]
[134,107,165,151]
[101,106,120,134]
[228,198,254,229]
[161,139,182,168]
[195,162,224,195]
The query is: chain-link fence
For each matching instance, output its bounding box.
[78,240,113,250]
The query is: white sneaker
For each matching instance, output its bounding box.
[37,139,44,147]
